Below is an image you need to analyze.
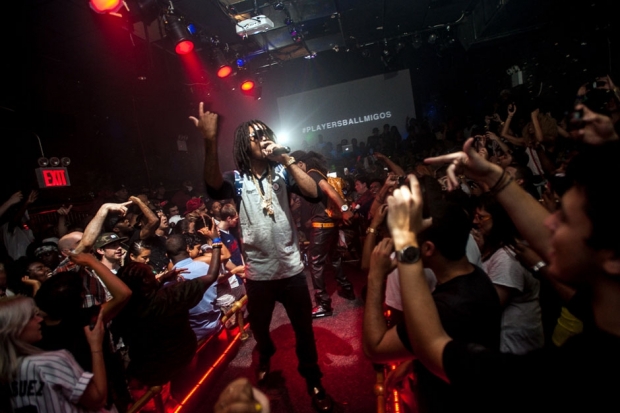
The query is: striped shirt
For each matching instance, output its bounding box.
[10,350,116,413]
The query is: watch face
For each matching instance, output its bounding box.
[341,205,349,212]
[398,246,420,263]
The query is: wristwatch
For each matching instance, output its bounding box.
[341,204,349,212]
[396,246,421,264]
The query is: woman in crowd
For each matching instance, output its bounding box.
[472,193,544,354]
[0,295,112,412]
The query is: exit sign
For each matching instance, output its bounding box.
[36,167,71,188]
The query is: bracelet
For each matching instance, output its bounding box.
[211,243,223,249]
[488,169,507,193]
[91,350,103,354]
[366,227,376,234]
[531,261,546,272]
[283,156,296,167]
[212,237,222,244]
[492,175,514,195]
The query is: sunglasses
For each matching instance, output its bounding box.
[249,129,269,141]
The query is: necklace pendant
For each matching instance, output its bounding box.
[267,204,275,216]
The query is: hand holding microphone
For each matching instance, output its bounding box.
[261,141,291,160]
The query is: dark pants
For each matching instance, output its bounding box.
[309,225,353,306]
[245,272,323,387]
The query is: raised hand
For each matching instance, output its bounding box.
[7,191,24,206]
[189,102,219,142]
[26,190,38,205]
[424,138,502,191]
[569,103,618,145]
[369,237,397,278]
[57,204,73,216]
[386,174,424,249]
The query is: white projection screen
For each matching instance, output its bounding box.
[276,69,415,149]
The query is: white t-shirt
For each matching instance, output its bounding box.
[482,247,544,354]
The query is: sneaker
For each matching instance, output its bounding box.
[311,304,333,318]
[338,288,356,301]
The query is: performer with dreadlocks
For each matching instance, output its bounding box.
[190,103,334,412]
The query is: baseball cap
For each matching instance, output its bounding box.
[94,232,128,249]
[185,198,204,215]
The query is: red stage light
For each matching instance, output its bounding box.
[217,65,233,78]
[89,0,123,13]
[240,80,255,91]
[175,40,195,55]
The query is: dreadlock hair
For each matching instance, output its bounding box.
[233,120,279,177]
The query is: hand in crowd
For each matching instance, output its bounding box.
[214,377,270,413]
[539,183,560,213]
[369,238,397,279]
[508,239,544,271]
[25,190,38,205]
[198,217,219,240]
[156,267,189,283]
[6,190,24,206]
[57,204,73,216]
[470,228,484,251]
[386,174,424,247]
[384,173,399,189]
[103,201,132,216]
[84,309,105,346]
[342,210,354,226]
[189,102,219,141]
[384,359,413,392]
[568,103,619,145]
[369,203,388,231]
[21,276,42,289]
[68,250,98,267]
[424,138,502,191]
[507,103,516,117]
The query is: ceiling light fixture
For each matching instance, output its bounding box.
[164,14,194,55]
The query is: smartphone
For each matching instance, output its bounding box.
[82,305,101,329]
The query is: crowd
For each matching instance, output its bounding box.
[0,73,619,413]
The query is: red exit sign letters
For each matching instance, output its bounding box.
[36,167,71,188]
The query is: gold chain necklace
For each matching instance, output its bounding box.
[251,167,274,216]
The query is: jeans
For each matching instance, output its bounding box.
[309,225,353,305]
[245,272,323,386]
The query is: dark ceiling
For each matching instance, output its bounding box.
[2,0,571,96]
[1,0,615,204]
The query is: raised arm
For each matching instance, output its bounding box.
[56,204,73,238]
[362,237,412,363]
[374,152,405,176]
[191,102,224,191]
[68,252,131,323]
[531,109,544,143]
[500,104,524,146]
[76,202,132,253]
[425,138,552,261]
[369,174,398,219]
[361,204,388,271]
[387,175,451,381]
[129,196,159,239]
[0,191,23,219]
[80,311,108,410]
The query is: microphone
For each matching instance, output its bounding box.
[272,146,291,156]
